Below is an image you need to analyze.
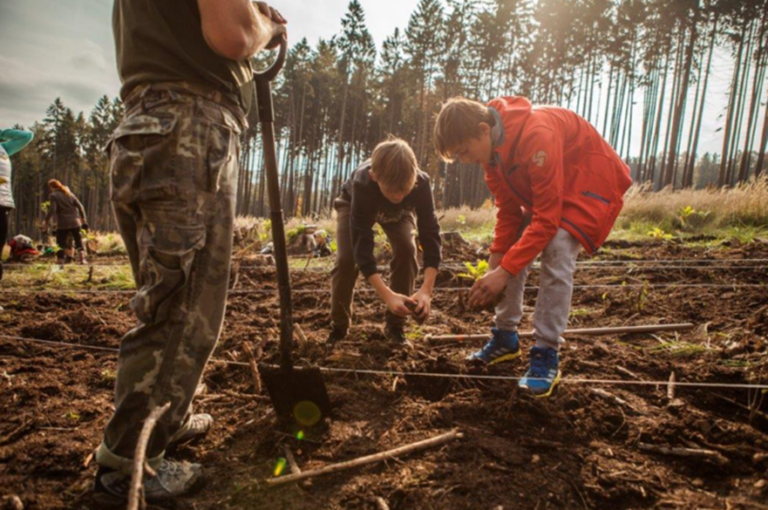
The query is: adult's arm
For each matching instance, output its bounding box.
[0,129,33,157]
[198,0,286,61]
[74,196,88,225]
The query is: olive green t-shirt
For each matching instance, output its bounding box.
[113,0,255,113]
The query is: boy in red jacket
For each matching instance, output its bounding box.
[435,97,632,397]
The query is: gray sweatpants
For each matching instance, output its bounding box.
[495,228,582,351]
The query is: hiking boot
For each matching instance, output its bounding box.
[78,250,88,265]
[466,328,521,365]
[93,459,201,505]
[518,346,561,398]
[384,324,410,346]
[169,413,213,445]
[326,325,348,344]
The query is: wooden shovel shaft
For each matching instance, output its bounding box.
[425,323,695,343]
[257,42,293,373]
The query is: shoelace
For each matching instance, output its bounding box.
[528,355,552,378]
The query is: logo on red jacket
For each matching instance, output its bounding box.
[532,150,547,168]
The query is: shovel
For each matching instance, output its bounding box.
[254,37,332,427]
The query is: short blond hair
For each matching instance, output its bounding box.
[434,97,495,162]
[370,138,418,193]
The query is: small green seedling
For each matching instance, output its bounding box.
[458,260,489,281]
[647,227,673,241]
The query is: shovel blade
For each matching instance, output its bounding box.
[258,363,332,426]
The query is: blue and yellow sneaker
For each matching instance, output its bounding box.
[518,346,561,398]
[466,328,521,365]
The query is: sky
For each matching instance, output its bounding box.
[0,0,756,159]
[0,0,414,128]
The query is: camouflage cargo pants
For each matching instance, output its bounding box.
[96,84,243,473]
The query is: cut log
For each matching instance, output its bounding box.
[266,429,462,486]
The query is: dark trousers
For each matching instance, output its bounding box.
[0,207,9,280]
[330,199,419,329]
[55,227,84,260]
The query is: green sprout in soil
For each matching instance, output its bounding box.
[458,260,489,281]
[647,226,674,241]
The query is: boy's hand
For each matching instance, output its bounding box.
[409,289,432,322]
[385,293,417,318]
[469,267,510,308]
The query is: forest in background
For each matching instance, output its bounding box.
[5,0,768,236]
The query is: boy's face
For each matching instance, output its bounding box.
[378,182,413,204]
[450,122,493,166]
[369,170,414,204]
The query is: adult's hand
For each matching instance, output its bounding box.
[254,2,287,49]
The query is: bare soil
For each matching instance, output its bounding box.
[1,239,768,509]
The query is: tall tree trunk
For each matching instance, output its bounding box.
[739,11,768,181]
[686,12,718,187]
[755,86,768,177]
[664,17,698,188]
[719,21,748,186]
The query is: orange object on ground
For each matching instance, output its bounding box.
[485,96,632,276]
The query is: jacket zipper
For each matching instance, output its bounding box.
[562,217,597,252]
[581,190,610,204]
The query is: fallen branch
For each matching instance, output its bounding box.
[128,402,171,510]
[638,442,728,466]
[295,324,308,345]
[284,446,301,475]
[426,323,695,343]
[266,429,462,486]
[616,366,641,380]
[591,388,647,416]
[375,497,390,510]
[243,342,262,394]
[667,372,676,400]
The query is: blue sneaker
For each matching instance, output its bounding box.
[466,328,521,365]
[519,347,561,398]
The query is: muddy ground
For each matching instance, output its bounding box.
[1,238,768,509]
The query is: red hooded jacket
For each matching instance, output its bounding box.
[485,97,632,276]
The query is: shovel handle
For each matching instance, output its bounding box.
[254,36,288,83]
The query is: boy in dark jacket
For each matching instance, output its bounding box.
[328,138,442,344]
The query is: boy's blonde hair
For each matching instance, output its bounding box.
[370,137,418,193]
[434,97,495,162]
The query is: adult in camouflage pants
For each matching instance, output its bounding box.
[95,83,243,473]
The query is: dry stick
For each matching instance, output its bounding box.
[591,388,647,416]
[283,445,301,475]
[375,497,391,510]
[667,372,676,400]
[266,429,463,486]
[426,323,695,343]
[295,324,308,345]
[616,366,641,380]
[242,342,262,394]
[128,402,171,510]
[638,442,729,466]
